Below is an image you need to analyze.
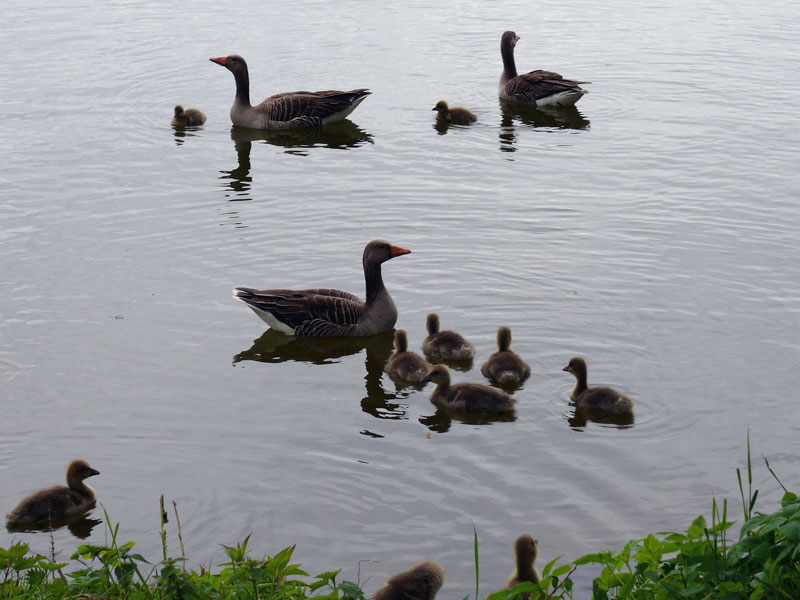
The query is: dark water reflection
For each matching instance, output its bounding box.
[566,406,635,430]
[6,512,101,540]
[420,405,518,433]
[219,121,373,199]
[499,101,590,153]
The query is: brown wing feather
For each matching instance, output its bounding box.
[506,71,587,103]
[257,89,371,128]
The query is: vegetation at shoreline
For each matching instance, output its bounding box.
[3,443,799,599]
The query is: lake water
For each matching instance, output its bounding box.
[2,0,799,596]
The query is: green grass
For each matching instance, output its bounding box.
[3,438,799,599]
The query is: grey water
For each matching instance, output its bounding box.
[2,0,799,595]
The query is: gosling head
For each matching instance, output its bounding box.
[426,313,440,335]
[421,364,450,385]
[497,326,512,352]
[394,329,409,353]
[174,105,185,118]
[66,460,100,485]
[514,534,538,566]
[432,100,449,113]
[562,357,588,380]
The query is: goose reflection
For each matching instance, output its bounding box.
[220,121,373,199]
[234,330,411,420]
[499,100,590,153]
[7,513,101,539]
[566,406,635,429]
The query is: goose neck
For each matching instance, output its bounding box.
[501,41,518,79]
[364,261,385,305]
[233,66,251,106]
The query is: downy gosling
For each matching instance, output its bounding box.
[432,101,477,125]
[171,105,206,126]
[563,357,634,413]
[481,326,531,386]
[373,559,445,600]
[422,313,475,361]
[385,329,432,383]
[422,364,514,413]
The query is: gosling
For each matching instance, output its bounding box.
[506,535,540,591]
[481,327,531,386]
[373,559,445,600]
[385,330,432,383]
[563,357,634,413]
[171,105,206,126]
[432,100,477,125]
[422,313,475,361]
[6,460,100,529]
[421,364,514,412]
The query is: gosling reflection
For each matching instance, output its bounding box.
[234,330,409,420]
[7,513,101,539]
[499,100,590,153]
[567,406,635,429]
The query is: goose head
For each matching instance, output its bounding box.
[502,31,520,49]
[497,326,512,352]
[363,239,410,268]
[421,364,450,385]
[209,54,248,75]
[426,313,440,335]
[514,534,538,569]
[394,329,409,353]
[66,460,100,488]
[562,357,588,380]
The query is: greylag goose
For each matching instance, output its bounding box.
[499,31,588,107]
[6,460,99,528]
[421,364,514,412]
[481,327,531,386]
[506,535,540,590]
[422,314,475,360]
[171,105,206,126]
[563,357,634,413]
[384,330,432,383]
[373,560,445,600]
[234,240,410,337]
[210,54,370,129]
[432,101,477,125]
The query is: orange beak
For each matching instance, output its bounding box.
[209,56,227,66]
[390,245,411,257]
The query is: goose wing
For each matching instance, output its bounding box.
[235,287,365,332]
[257,89,371,127]
[507,70,587,103]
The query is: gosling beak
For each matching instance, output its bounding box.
[421,371,433,383]
[209,56,227,66]
[562,365,570,372]
[431,106,437,111]
[88,468,100,477]
[515,35,521,42]
[390,245,411,257]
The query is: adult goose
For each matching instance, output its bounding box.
[373,560,445,600]
[384,330,432,383]
[422,314,475,360]
[506,535,540,591]
[481,327,531,386]
[421,364,515,413]
[499,31,588,107]
[234,240,410,338]
[6,460,100,528]
[563,357,634,413]
[210,54,370,129]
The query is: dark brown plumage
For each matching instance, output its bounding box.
[481,327,531,386]
[210,54,370,129]
[385,330,432,383]
[6,460,100,529]
[421,364,515,412]
[506,535,540,590]
[422,314,475,360]
[234,240,410,338]
[171,105,206,126]
[432,101,477,125]
[563,357,634,413]
[372,560,445,600]
[499,31,588,107]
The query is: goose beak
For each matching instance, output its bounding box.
[209,56,227,66]
[88,468,100,477]
[390,245,411,257]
